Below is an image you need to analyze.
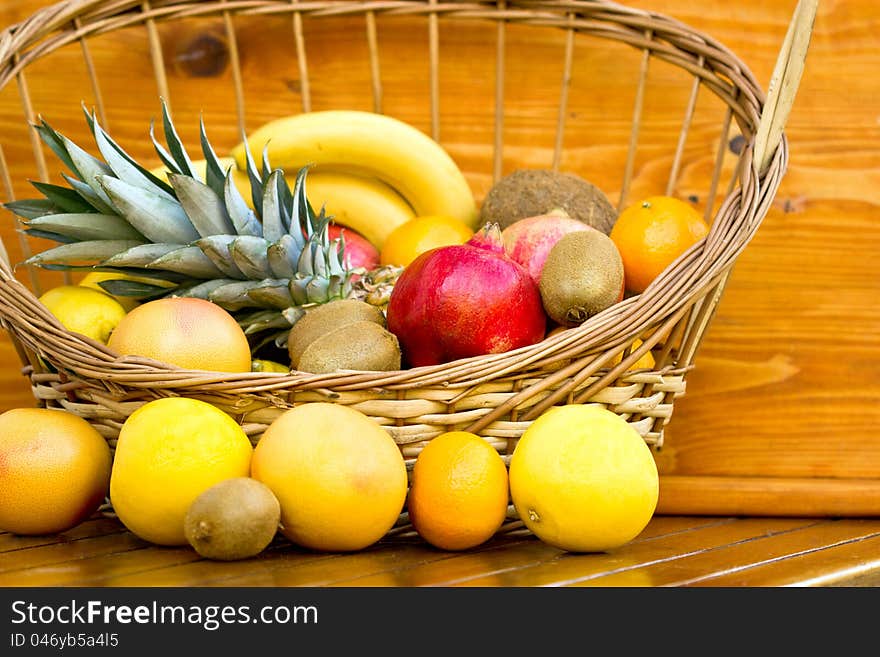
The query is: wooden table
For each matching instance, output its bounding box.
[0,0,878,588]
[3,513,880,587]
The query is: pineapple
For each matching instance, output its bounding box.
[4,101,400,350]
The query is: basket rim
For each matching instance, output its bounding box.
[0,0,789,396]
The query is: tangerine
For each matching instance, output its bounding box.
[408,431,509,551]
[609,195,710,294]
[379,215,474,267]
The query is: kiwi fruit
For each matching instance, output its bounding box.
[183,477,281,561]
[538,229,624,327]
[296,320,402,374]
[287,298,386,368]
[479,168,618,234]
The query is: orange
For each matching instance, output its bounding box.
[110,397,254,546]
[251,403,408,552]
[610,195,710,294]
[379,215,474,267]
[509,405,658,553]
[107,297,251,372]
[0,408,111,535]
[408,431,509,551]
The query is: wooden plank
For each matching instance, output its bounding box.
[572,519,880,587]
[332,517,805,587]
[0,515,124,552]
[447,518,819,587]
[0,532,148,578]
[657,475,880,517]
[0,545,201,587]
[687,532,880,587]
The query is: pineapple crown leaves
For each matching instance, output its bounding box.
[3,100,358,315]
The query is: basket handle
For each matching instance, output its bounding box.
[752,0,818,176]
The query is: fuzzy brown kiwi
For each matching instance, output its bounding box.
[538,229,625,327]
[479,169,618,234]
[296,320,402,374]
[183,477,281,561]
[287,298,386,368]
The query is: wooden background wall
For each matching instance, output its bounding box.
[0,0,877,515]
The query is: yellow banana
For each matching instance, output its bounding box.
[302,170,415,248]
[229,110,479,229]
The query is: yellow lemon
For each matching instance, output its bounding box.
[251,359,290,373]
[109,397,253,546]
[251,403,407,552]
[39,285,127,344]
[509,405,658,553]
[610,339,656,371]
[78,271,174,312]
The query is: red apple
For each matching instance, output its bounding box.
[329,224,379,271]
[501,213,596,284]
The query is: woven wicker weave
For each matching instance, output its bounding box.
[0,0,810,534]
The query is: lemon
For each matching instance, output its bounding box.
[379,215,474,267]
[78,271,173,312]
[509,405,658,553]
[39,285,128,344]
[251,359,290,373]
[109,397,253,546]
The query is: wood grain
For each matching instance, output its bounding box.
[0,0,877,517]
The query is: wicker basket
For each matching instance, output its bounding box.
[0,0,812,534]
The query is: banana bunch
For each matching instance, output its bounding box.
[229,110,480,249]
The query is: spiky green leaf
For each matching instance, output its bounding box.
[25,213,146,242]
[224,168,262,237]
[61,173,116,215]
[199,115,227,198]
[194,235,246,280]
[208,280,274,311]
[102,243,181,268]
[3,198,56,220]
[266,234,299,279]
[261,170,286,243]
[25,240,143,267]
[229,235,273,280]
[93,121,176,202]
[31,181,96,214]
[240,133,264,215]
[21,229,77,244]
[148,245,226,278]
[96,279,172,300]
[150,119,181,176]
[98,175,199,244]
[245,279,295,309]
[161,99,199,180]
[168,173,235,238]
[34,118,79,177]
[59,135,117,209]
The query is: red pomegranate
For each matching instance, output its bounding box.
[386,223,547,367]
[501,212,595,285]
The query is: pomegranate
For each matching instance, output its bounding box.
[501,212,596,285]
[386,223,547,367]
[329,224,379,270]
